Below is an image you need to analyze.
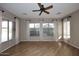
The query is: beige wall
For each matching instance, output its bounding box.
[57,20,62,40]
[67,10,79,48]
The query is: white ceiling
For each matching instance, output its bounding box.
[0,3,79,19]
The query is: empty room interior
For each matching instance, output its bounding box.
[0,3,79,56]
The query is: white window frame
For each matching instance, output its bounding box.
[63,18,70,39]
[29,23,40,36]
[1,20,14,43]
[42,22,55,37]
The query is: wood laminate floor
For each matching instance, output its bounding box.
[2,41,79,56]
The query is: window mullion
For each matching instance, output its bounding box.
[48,23,49,36]
[8,20,9,41]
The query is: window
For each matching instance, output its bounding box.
[42,23,54,36]
[63,19,70,39]
[1,21,8,42]
[29,23,40,36]
[1,20,13,42]
[29,22,54,37]
[9,21,13,40]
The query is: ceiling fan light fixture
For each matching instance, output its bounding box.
[32,3,53,16]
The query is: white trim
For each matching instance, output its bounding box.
[0,41,20,53]
[64,41,79,49]
[20,40,57,42]
[0,43,15,53]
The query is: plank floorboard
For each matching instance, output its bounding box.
[2,41,79,56]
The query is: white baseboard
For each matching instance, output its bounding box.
[64,41,79,49]
[0,42,20,53]
[0,43,17,53]
[20,40,57,42]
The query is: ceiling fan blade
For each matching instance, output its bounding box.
[44,11,50,14]
[32,10,40,12]
[39,11,42,16]
[44,5,53,10]
[38,3,42,8]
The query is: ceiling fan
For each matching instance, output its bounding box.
[32,3,53,16]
